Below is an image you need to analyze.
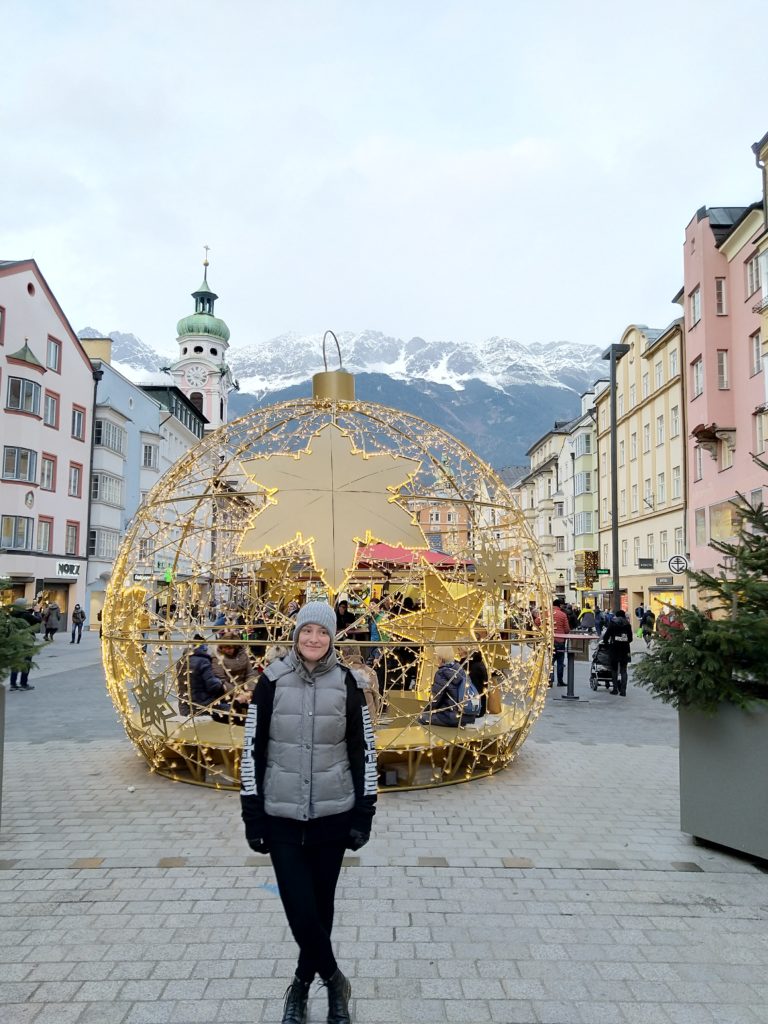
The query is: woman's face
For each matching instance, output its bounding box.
[297,623,331,665]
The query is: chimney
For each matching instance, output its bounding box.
[81,336,112,365]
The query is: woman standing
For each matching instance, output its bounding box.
[241,602,377,1024]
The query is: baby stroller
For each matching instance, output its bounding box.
[589,638,614,691]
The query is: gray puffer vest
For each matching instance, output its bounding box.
[264,650,355,821]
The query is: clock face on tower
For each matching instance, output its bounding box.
[185,364,208,388]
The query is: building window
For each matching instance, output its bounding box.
[695,509,707,547]
[88,528,120,560]
[721,440,733,471]
[750,330,762,377]
[647,533,655,560]
[600,408,607,431]
[68,463,82,497]
[446,512,455,524]
[7,377,41,415]
[601,451,607,476]
[1,515,34,550]
[42,391,58,428]
[692,357,703,398]
[674,527,684,555]
[65,521,79,556]
[694,445,703,482]
[669,348,679,377]
[91,472,124,507]
[629,383,636,408]
[620,489,626,516]
[0,305,4,344]
[46,337,62,372]
[40,455,56,491]
[642,373,649,398]
[670,405,680,438]
[428,510,440,524]
[672,466,682,498]
[657,472,666,504]
[656,414,664,446]
[71,405,86,440]
[618,440,625,467]
[601,497,608,523]
[689,286,701,326]
[644,478,652,506]
[555,536,565,552]
[746,253,762,297]
[660,530,668,561]
[37,517,53,553]
[574,433,591,456]
[756,411,766,455]
[602,543,609,566]
[574,511,592,535]
[717,350,729,390]
[643,423,650,452]
[655,361,663,389]
[633,536,640,565]
[630,432,637,460]
[554,501,564,516]
[621,539,628,567]
[2,446,37,483]
[574,471,592,495]
[95,419,126,455]
[138,538,155,561]
[715,277,727,315]
[631,484,638,512]
[142,443,159,469]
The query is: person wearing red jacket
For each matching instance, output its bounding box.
[548,599,571,687]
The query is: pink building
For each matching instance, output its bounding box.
[0,260,95,623]
[682,205,766,578]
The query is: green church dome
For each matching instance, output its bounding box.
[176,312,231,342]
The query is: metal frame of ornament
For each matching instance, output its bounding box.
[103,396,553,791]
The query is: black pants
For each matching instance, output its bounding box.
[611,658,629,694]
[270,840,346,982]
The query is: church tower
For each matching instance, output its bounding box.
[170,252,235,430]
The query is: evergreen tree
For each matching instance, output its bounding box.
[634,471,768,711]
[0,580,38,679]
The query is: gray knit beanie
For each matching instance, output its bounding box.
[293,601,337,642]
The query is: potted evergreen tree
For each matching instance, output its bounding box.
[634,481,768,859]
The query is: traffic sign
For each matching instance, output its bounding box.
[596,568,610,575]
[668,555,689,574]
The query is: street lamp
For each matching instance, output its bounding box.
[601,342,630,613]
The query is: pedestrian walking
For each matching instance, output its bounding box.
[42,601,61,642]
[8,599,40,690]
[603,608,633,695]
[70,604,86,644]
[640,607,656,647]
[240,601,377,1024]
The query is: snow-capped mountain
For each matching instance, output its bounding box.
[77,327,606,467]
[232,330,604,397]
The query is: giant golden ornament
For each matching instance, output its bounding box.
[103,363,552,790]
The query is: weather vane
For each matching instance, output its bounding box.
[203,243,210,268]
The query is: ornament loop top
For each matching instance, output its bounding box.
[322,329,343,372]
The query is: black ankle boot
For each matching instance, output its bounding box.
[281,976,310,1024]
[325,968,351,1023]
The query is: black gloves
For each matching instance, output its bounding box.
[347,828,369,851]
[248,838,269,855]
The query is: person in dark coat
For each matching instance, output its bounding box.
[42,602,61,642]
[458,645,488,717]
[176,637,226,716]
[419,647,470,727]
[70,604,86,644]
[603,608,634,696]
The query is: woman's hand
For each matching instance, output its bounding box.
[346,829,369,851]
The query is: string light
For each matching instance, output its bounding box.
[103,395,553,790]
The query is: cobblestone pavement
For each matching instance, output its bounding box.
[1,632,766,1023]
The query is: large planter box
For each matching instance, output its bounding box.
[679,702,768,860]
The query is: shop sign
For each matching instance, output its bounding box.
[655,575,673,585]
[133,572,155,581]
[638,558,654,569]
[56,561,81,579]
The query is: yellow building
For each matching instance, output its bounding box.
[595,322,689,615]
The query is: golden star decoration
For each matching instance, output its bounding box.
[132,674,175,736]
[474,539,510,595]
[239,423,426,593]
[387,566,485,697]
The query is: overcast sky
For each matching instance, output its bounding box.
[2,0,767,356]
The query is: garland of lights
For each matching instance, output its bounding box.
[103,361,552,791]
